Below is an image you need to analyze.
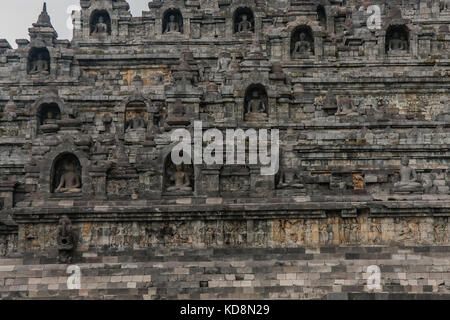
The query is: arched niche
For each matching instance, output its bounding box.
[317,5,327,28]
[162,9,183,34]
[291,25,315,59]
[90,9,111,35]
[51,153,82,194]
[27,47,50,75]
[244,84,268,119]
[125,100,148,132]
[163,154,194,193]
[233,7,255,34]
[386,25,409,53]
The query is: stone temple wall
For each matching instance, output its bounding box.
[0,0,449,299]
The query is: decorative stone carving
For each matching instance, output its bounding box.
[393,156,423,193]
[353,173,364,190]
[54,155,82,193]
[166,99,190,126]
[57,215,75,264]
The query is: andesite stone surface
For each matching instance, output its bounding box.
[0,0,449,299]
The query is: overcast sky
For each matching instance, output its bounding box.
[0,1,151,48]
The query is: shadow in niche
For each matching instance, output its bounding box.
[317,5,327,28]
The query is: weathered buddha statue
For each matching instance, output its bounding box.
[247,91,266,114]
[237,14,252,33]
[55,161,82,193]
[216,52,231,73]
[167,164,192,192]
[93,16,108,35]
[165,15,180,33]
[30,53,49,74]
[337,96,358,116]
[389,32,408,51]
[277,168,304,189]
[394,157,423,193]
[126,117,146,131]
[292,32,312,58]
[43,111,57,124]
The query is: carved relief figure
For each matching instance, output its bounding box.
[394,156,423,193]
[55,158,82,193]
[353,173,364,190]
[57,215,75,263]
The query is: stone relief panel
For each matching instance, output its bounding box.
[14,215,450,253]
[0,233,18,257]
[219,165,250,197]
